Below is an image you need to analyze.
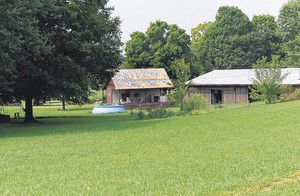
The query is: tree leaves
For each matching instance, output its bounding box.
[250,56,289,104]
[198,6,262,72]
[278,0,300,42]
[0,0,122,120]
[124,20,191,79]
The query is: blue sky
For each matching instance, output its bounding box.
[108,0,290,44]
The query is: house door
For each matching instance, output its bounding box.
[211,90,222,104]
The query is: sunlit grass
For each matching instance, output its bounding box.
[1,101,300,194]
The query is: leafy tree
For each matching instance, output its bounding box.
[252,15,283,60]
[123,32,150,68]
[278,0,300,67]
[282,34,300,67]
[0,30,16,102]
[191,22,213,47]
[278,0,300,42]
[124,20,191,78]
[0,0,19,99]
[0,0,52,122]
[169,59,191,111]
[0,0,122,122]
[198,6,261,72]
[250,56,289,104]
[190,22,212,76]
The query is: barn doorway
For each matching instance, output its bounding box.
[211,90,222,104]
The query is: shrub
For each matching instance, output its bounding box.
[147,108,169,118]
[182,94,208,114]
[250,56,289,104]
[293,88,300,99]
[131,107,178,120]
[130,95,209,120]
[137,109,145,120]
[281,88,300,102]
[146,107,153,118]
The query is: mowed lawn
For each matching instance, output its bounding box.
[1,101,300,195]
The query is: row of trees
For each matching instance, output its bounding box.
[0,0,122,122]
[124,0,300,77]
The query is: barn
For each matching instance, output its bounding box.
[188,68,300,104]
[105,68,173,107]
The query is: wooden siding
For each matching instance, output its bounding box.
[199,89,211,104]
[195,86,249,104]
[223,89,235,104]
[235,87,248,103]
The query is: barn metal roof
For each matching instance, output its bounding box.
[188,68,300,86]
[112,68,173,90]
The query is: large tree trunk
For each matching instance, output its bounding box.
[62,98,66,110]
[24,95,37,123]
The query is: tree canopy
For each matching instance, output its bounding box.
[190,22,212,76]
[252,15,283,61]
[282,34,300,67]
[197,6,262,72]
[124,20,191,78]
[278,0,300,67]
[278,0,300,42]
[0,0,122,122]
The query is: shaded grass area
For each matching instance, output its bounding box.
[2,104,97,119]
[1,101,300,194]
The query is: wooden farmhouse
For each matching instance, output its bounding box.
[188,68,300,104]
[106,68,173,107]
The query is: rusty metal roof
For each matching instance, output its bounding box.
[112,68,173,90]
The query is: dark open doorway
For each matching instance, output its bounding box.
[211,90,222,104]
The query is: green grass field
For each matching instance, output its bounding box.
[1,101,300,195]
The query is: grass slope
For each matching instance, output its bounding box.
[0,101,300,194]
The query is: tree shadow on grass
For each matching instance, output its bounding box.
[0,114,168,138]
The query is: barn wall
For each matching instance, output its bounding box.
[223,89,235,104]
[195,86,249,104]
[199,89,211,104]
[235,87,249,103]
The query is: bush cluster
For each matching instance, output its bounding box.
[281,88,300,102]
[130,107,177,120]
[130,94,208,120]
[181,94,208,114]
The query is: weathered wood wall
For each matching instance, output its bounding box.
[195,86,249,104]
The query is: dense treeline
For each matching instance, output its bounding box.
[124,0,300,77]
